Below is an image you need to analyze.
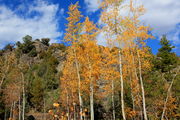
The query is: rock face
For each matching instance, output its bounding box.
[33,40,48,53]
[20,54,35,65]
[51,45,66,72]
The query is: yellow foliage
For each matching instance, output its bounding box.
[53,103,60,107]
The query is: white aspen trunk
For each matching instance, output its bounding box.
[132,53,143,120]
[137,51,148,120]
[74,49,83,120]
[87,56,94,120]
[118,50,126,120]
[4,107,7,120]
[90,80,94,120]
[84,114,86,120]
[12,102,16,120]
[73,103,76,120]
[161,72,178,120]
[21,73,25,120]
[19,94,21,120]
[112,79,116,120]
[10,102,13,119]
[66,89,70,120]
[114,3,126,119]
[0,74,6,90]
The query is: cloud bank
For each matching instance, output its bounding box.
[85,0,180,45]
[0,0,63,48]
[141,0,180,44]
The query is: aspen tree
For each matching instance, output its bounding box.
[18,63,29,120]
[0,52,16,90]
[101,0,153,119]
[100,1,127,119]
[101,47,119,120]
[60,49,79,117]
[123,47,140,119]
[161,67,179,120]
[128,3,154,120]
[79,17,99,120]
[128,1,154,119]
[64,2,84,119]
[3,66,22,120]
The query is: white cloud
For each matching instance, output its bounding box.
[97,0,180,45]
[0,0,63,48]
[97,31,107,46]
[167,24,180,45]
[141,0,180,35]
[140,0,180,45]
[84,0,102,13]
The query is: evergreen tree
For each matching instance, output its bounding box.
[16,35,37,57]
[30,77,44,111]
[3,44,14,51]
[155,35,178,73]
[41,38,50,46]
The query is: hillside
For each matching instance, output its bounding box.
[0,36,66,120]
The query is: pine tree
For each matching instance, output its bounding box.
[30,77,44,111]
[156,35,178,73]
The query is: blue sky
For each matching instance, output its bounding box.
[0,0,179,55]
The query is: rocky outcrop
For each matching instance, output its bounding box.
[33,40,48,53]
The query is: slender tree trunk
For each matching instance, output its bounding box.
[66,89,70,120]
[118,50,126,120]
[161,72,178,120]
[21,73,25,120]
[132,52,143,120]
[90,80,94,120]
[19,94,21,120]
[137,51,148,120]
[43,97,46,120]
[73,103,76,120]
[129,74,135,116]
[4,107,7,120]
[131,93,135,120]
[114,4,126,119]
[12,101,16,120]
[112,79,116,120]
[74,49,83,120]
[128,59,135,115]
[88,56,94,120]
[0,75,6,90]
[10,102,13,119]
[84,113,86,120]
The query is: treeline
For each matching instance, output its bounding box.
[0,0,179,120]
